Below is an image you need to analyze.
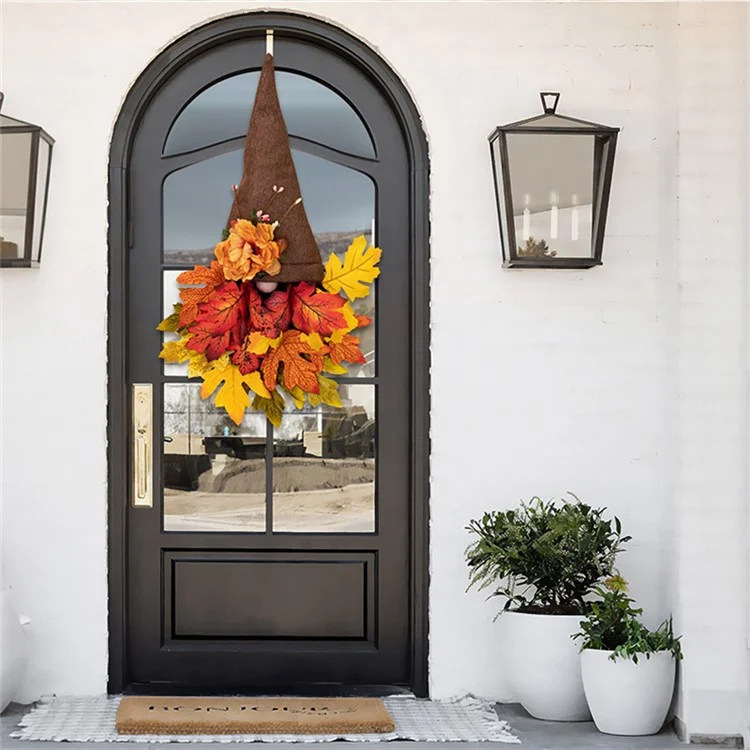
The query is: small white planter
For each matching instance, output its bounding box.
[1,590,31,712]
[581,649,676,736]
[500,611,590,721]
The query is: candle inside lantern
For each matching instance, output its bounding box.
[571,193,579,242]
[522,194,531,240]
[549,191,559,240]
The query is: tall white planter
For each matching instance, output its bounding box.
[500,611,590,721]
[581,649,676,735]
[1,590,31,713]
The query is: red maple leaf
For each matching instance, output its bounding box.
[290,282,348,336]
[194,282,247,335]
[186,325,231,361]
[231,347,261,375]
[248,285,291,338]
[328,334,366,365]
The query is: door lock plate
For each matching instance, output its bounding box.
[132,383,153,508]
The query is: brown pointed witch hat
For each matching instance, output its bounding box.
[227,53,324,283]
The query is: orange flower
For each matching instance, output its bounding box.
[232,219,261,245]
[215,220,286,281]
[249,241,282,277]
[215,234,252,281]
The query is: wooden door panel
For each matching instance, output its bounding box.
[168,552,375,640]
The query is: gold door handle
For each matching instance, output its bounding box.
[132,384,153,508]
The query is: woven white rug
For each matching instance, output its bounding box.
[11,694,519,743]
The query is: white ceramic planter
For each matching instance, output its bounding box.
[500,611,590,721]
[1,590,31,713]
[581,649,676,736]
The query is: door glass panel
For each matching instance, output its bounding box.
[164,151,242,264]
[162,151,376,376]
[164,71,375,158]
[272,385,375,533]
[163,383,267,532]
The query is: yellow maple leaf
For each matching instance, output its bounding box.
[322,356,347,375]
[323,235,381,301]
[157,303,183,332]
[159,337,191,364]
[187,353,210,378]
[253,390,285,427]
[246,331,283,355]
[201,355,270,425]
[159,333,210,377]
[283,385,306,410]
[307,375,342,408]
[300,331,326,351]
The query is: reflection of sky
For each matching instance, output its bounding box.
[164,71,374,158]
[163,149,374,251]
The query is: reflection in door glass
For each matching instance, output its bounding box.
[272,385,375,533]
[163,384,267,532]
[164,71,375,158]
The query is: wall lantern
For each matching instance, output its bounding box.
[489,93,619,269]
[0,93,54,268]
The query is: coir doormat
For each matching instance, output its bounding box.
[115,697,394,735]
[12,694,520,743]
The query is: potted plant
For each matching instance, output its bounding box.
[466,495,629,721]
[575,575,682,736]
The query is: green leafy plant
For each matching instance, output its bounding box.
[574,575,683,662]
[466,494,630,616]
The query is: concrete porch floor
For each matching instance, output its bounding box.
[1,701,718,749]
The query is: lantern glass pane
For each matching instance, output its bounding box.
[506,133,594,259]
[0,130,32,260]
[31,138,51,263]
[490,137,511,260]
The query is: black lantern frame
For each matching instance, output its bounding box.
[0,93,55,268]
[489,92,619,269]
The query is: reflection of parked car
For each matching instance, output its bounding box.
[202,436,265,460]
[323,409,375,459]
[202,435,306,458]
[164,454,211,491]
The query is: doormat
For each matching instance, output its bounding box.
[12,694,519,743]
[115,697,394,735]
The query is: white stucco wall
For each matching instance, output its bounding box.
[1,0,747,738]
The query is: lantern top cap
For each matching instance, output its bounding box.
[488,92,620,139]
[540,91,560,114]
[0,92,55,142]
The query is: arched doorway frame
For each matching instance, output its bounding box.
[107,11,430,695]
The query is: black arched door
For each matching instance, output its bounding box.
[110,17,428,694]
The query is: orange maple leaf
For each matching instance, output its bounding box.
[327,333,366,365]
[290,282,348,336]
[177,261,225,327]
[261,329,323,394]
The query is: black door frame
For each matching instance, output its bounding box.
[107,11,430,696]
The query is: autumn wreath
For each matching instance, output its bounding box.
[158,209,380,427]
[158,51,380,426]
